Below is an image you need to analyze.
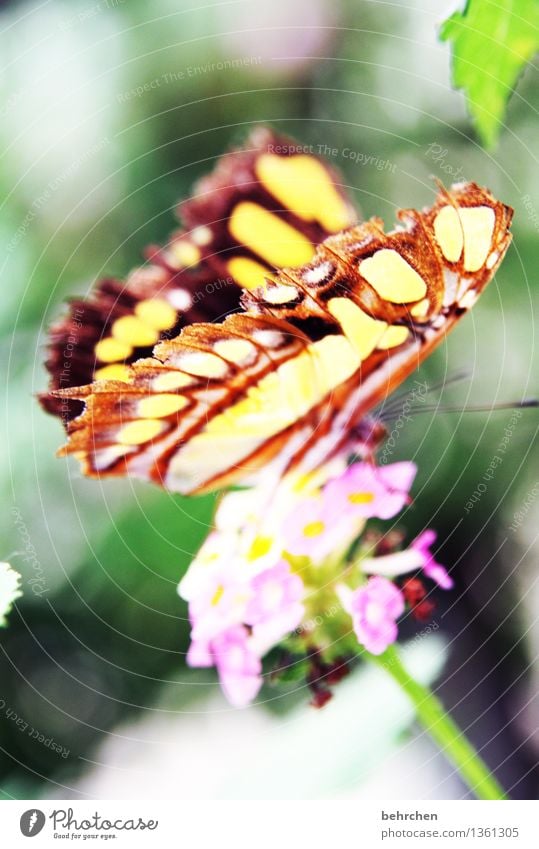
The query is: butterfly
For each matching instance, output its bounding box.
[42,129,513,495]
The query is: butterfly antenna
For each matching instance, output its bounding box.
[407,398,538,415]
[378,368,470,421]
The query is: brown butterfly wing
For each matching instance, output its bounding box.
[39,264,231,422]
[54,182,512,494]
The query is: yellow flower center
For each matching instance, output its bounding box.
[247,535,273,561]
[202,552,220,565]
[211,585,224,606]
[303,520,325,538]
[348,491,375,505]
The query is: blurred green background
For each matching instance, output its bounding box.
[1,0,538,799]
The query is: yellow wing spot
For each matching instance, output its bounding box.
[434,205,464,263]
[94,363,131,382]
[263,283,299,304]
[213,338,256,364]
[459,206,496,272]
[116,419,164,445]
[135,298,178,331]
[152,371,196,391]
[226,256,270,290]
[170,241,201,268]
[377,325,410,350]
[255,153,354,233]
[229,202,315,268]
[327,297,387,359]
[359,249,427,303]
[137,394,189,418]
[277,351,322,417]
[111,316,160,347]
[175,351,229,379]
[411,298,430,318]
[95,337,133,363]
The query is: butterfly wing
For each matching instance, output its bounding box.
[41,127,358,423]
[40,264,229,422]
[174,125,357,291]
[54,181,512,494]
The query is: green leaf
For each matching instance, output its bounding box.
[441,0,539,147]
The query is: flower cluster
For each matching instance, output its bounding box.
[178,460,452,706]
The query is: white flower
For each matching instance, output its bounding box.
[0,562,22,627]
[177,531,238,601]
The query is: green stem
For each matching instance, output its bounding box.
[370,645,507,800]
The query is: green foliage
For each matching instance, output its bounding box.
[441,0,539,147]
[266,652,310,684]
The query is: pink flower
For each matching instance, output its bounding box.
[324,461,416,521]
[212,627,263,707]
[186,637,213,668]
[350,576,405,655]
[281,460,418,566]
[412,530,454,590]
[187,626,263,707]
[245,561,304,651]
[182,559,305,705]
[359,528,453,593]
[282,497,363,561]
[188,574,250,644]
